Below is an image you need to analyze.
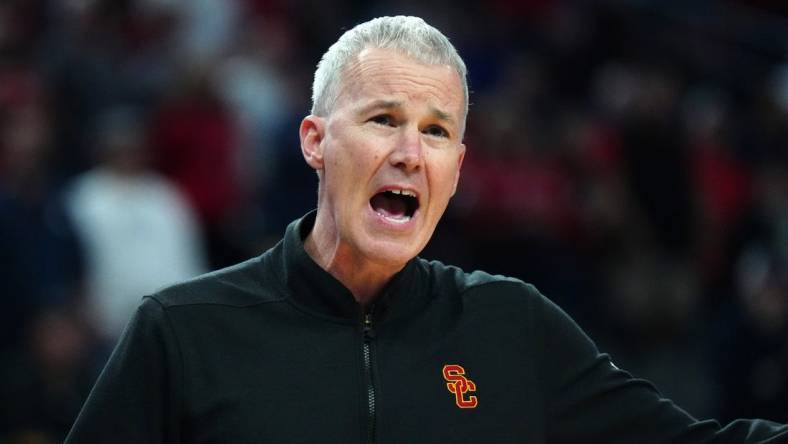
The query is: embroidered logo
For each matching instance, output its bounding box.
[442,364,478,408]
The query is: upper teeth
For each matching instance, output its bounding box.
[389,189,416,197]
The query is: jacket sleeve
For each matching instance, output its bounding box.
[65,296,183,443]
[533,287,788,444]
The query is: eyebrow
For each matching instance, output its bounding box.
[357,100,456,126]
[430,106,455,126]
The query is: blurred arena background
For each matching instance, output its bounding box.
[1,0,787,441]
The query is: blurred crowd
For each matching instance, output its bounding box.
[1,0,787,442]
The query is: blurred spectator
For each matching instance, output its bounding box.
[683,87,754,306]
[217,16,297,193]
[149,65,247,268]
[457,54,578,241]
[167,0,241,64]
[742,65,788,166]
[0,307,99,444]
[619,63,695,254]
[600,245,715,418]
[65,106,206,342]
[0,67,84,358]
[43,0,179,176]
[714,244,788,422]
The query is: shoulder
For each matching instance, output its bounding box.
[416,258,542,304]
[149,254,284,309]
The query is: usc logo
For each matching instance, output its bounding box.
[442,364,478,409]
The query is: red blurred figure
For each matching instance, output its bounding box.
[149,67,244,267]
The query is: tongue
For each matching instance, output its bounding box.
[370,193,408,218]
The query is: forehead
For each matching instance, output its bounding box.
[338,48,464,117]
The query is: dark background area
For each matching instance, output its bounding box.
[1,0,787,442]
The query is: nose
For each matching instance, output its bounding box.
[388,126,422,172]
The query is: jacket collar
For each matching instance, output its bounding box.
[272,210,426,324]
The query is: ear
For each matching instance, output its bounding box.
[451,143,466,196]
[300,115,326,170]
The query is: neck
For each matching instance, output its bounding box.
[304,213,404,308]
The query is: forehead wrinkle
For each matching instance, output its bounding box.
[359,75,459,117]
[339,49,464,123]
[355,99,403,116]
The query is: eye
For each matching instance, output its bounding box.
[424,124,449,138]
[369,114,393,126]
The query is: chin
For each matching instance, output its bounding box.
[362,239,421,268]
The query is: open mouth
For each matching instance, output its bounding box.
[370,189,420,224]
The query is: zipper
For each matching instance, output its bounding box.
[362,308,376,444]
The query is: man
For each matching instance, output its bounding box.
[66,16,787,443]
[66,106,206,342]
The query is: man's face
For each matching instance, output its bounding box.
[303,47,466,268]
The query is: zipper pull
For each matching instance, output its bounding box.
[363,311,375,340]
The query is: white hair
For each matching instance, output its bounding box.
[311,16,468,123]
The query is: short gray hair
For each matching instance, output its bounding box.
[311,16,468,123]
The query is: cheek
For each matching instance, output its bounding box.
[325,135,359,174]
[428,153,462,198]
[326,138,380,199]
[340,140,380,175]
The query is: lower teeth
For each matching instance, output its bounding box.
[378,212,411,223]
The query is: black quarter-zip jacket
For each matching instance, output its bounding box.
[66,211,788,443]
